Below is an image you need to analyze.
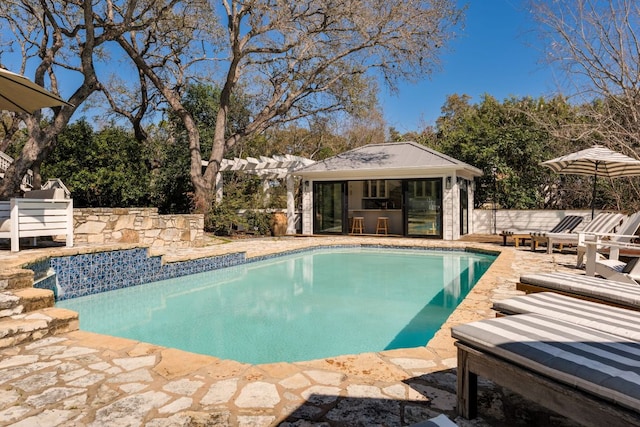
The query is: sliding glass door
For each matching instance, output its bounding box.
[460,179,469,235]
[405,179,442,238]
[313,181,346,234]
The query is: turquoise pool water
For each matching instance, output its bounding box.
[57,247,495,364]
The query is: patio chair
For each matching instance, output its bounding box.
[499,214,583,247]
[575,210,640,267]
[516,271,640,310]
[530,212,626,253]
[452,313,640,426]
[0,189,73,251]
[592,253,640,285]
[492,291,640,340]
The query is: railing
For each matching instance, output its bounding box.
[0,150,33,190]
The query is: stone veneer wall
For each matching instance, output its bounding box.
[74,208,204,248]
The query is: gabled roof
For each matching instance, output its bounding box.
[294,141,483,177]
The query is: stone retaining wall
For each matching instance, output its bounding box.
[73,208,204,248]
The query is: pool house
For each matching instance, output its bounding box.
[294,142,483,239]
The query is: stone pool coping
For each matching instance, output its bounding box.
[0,236,579,425]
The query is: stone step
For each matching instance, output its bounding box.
[0,269,37,291]
[1,287,56,320]
[0,291,22,318]
[11,288,55,313]
[0,306,78,349]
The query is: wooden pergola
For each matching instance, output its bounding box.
[203,155,315,234]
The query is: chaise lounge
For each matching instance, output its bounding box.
[580,237,640,284]
[492,291,640,339]
[530,212,626,253]
[575,210,640,267]
[499,214,583,247]
[452,313,640,426]
[516,271,640,310]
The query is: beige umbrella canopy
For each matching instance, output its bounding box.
[0,68,72,114]
[541,145,640,218]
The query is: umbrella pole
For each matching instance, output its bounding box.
[591,165,598,220]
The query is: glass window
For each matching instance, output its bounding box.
[363,180,387,198]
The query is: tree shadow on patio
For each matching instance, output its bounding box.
[278,368,581,426]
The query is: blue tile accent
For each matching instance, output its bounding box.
[25,258,51,281]
[42,248,245,301]
[33,274,57,298]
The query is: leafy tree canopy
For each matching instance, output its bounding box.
[41,119,151,208]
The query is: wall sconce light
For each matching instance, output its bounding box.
[445,176,452,190]
[304,180,310,190]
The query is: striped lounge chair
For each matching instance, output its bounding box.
[530,212,626,254]
[493,292,640,340]
[594,255,640,285]
[576,210,640,268]
[517,271,640,310]
[452,313,640,426]
[499,215,583,247]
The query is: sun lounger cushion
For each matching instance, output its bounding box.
[519,271,640,308]
[451,313,640,412]
[23,188,66,199]
[493,292,640,340]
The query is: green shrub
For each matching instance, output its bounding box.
[244,210,272,236]
[205,203,242,235]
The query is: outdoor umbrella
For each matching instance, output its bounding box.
[0,67,72,114]
[541,145,640,219]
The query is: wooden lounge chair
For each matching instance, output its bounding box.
[530,212,626,253]
[452,313,640,426]
[492,291,640,340]
[593,254,640,285]
[579,231,640,285]
[575,210,640,267]
[516,271,640,310]
[499,215,583,247]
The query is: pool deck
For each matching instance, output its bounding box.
[0,235,581,426]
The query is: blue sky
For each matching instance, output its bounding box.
[381,0,559,132]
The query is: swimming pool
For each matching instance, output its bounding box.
[57,247,495,364]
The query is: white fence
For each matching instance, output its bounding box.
[473,209,601,234]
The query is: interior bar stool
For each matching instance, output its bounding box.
[351,216,365,234]
[376,216,389,235]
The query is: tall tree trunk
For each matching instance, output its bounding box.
[0,136,41,197]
